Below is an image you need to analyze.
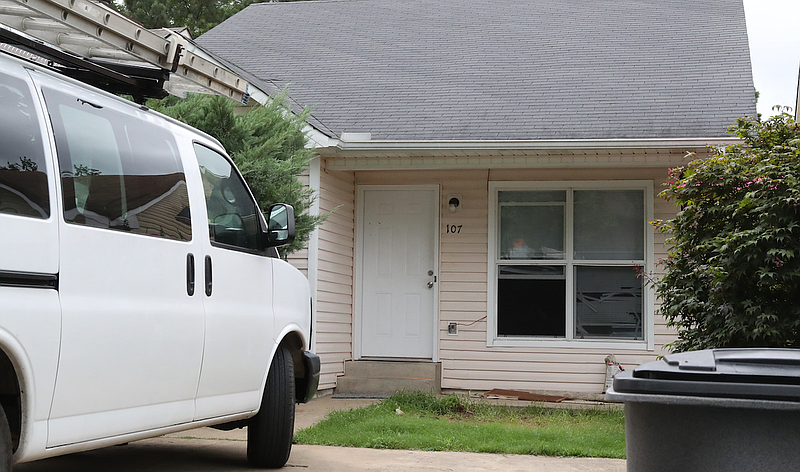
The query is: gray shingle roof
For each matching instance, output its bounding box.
[198,0,756,141]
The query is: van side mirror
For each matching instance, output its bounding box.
[264,203,295,248]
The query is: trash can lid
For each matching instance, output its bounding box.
[613,348,800,401]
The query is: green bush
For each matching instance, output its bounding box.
[655,111,800,351]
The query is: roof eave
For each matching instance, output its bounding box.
[313,136,740,171]
[328,136,739,152]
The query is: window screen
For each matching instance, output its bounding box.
[574,190,643,260]
[575,266,642,338]
[499,190,565,260]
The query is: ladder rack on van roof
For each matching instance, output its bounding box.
[0,0,249,103]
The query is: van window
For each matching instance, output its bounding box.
[193,144,261,251]
[43,88,191,241]
[0,72,49,218]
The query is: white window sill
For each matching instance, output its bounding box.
[489,337,653,351]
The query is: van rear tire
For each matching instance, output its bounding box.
[247,346,295,468]
[0,403,12,472]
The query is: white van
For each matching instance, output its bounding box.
[0,47,319,470]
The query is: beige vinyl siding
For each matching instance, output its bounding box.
[314,162,356,389]
[352,158,706,393]
[652,176,678,351]
[438,170,491,391]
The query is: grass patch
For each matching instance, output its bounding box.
[294,392,625,458]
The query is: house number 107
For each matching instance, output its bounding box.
[446,225,462,234]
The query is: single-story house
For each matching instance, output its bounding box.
[198,0,757,396]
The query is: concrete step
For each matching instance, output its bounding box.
[344,360,440,379]
[335,360,441,397]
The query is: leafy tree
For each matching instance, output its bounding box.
[654,108,800,352]
[150,92,326,256]
[118,0,173,31]
[116,0,254,38]
[116,0,303,38]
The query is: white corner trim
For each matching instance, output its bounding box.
[308,157,321,353]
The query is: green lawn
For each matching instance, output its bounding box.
[294,392,625,458]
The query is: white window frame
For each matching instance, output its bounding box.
[487,180,655,350]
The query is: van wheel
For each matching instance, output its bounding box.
[247,346,295,468]
[0,403,12,472]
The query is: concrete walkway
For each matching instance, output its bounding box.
[15,396,626,472]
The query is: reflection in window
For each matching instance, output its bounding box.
[575,266,642,338]
[499,191,565,260]
[0,72,49,218]
[44,88,191,241]
[574,190,644,260]
[193,144,261,251]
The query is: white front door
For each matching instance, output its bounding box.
[359,187,438,359]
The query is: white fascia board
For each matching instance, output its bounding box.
[318,136,742,171]
[332,137,740,152]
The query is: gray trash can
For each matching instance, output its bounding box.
[605,348,800,472]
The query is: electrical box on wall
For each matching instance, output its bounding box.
[447,322,458,335]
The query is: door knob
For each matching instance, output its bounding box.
[427,281,434,288]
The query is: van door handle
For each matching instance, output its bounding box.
[186,253,195,296]
[204,255,213,297]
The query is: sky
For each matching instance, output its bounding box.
[742,0,800,118]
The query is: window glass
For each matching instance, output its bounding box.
[574,190,643,260]
[575,266,642,339]
[498,265,565,337]
[0,72,49,218]
[499,190,565,260]
[43,88,191,241]
[494,187,646,341]
[193,144,261,251]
